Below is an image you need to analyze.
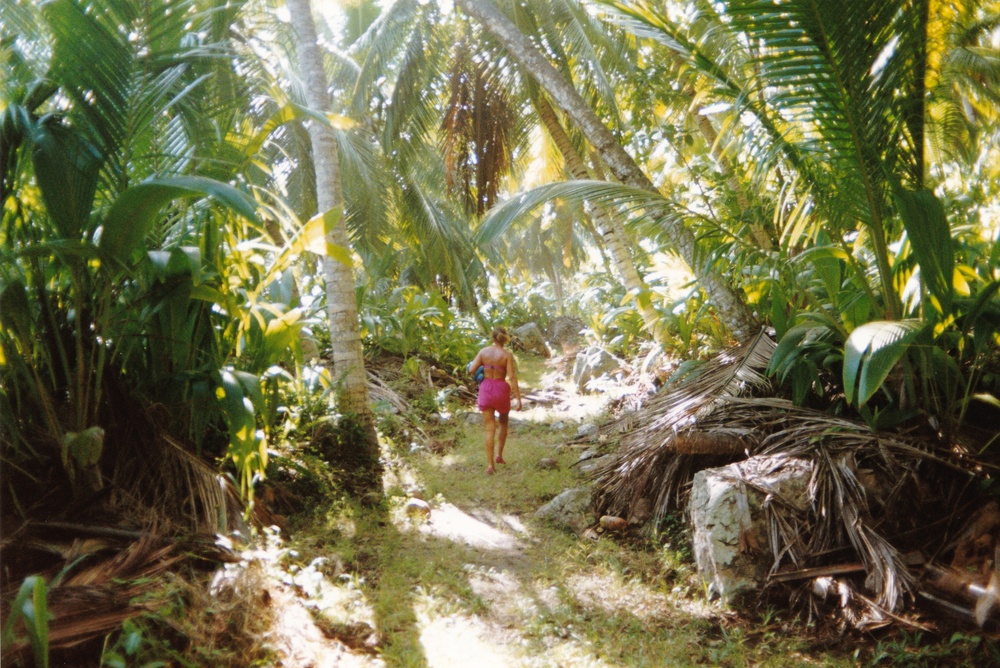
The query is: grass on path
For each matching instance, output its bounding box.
[284,357,860,667]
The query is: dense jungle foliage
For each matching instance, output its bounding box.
[2,0,1000,664]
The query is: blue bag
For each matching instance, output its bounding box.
[467,362,485,384]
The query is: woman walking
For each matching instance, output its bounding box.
[468,327,522,474]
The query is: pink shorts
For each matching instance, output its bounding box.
[478,378,511,413]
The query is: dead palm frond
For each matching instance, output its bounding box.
[596,378,972,613]
[593,329,776,520]
[367,371,411,415]
[107,433,246,535]
[600,328,776,438]
[3,530,242,661]
[589,321,976,615]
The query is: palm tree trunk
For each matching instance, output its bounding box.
[286,0,381,488]
[455,0,758,339]
[534,95,665,342]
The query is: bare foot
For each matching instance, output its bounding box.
[495,456,506,464]
[486,466,495,475]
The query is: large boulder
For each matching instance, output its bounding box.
[571,346,624,393]
[534,486,593,533]
[512,322,551,358]
[689,456,813,603]
[549,316,586,355]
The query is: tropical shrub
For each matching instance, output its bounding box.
[360,285,481,372]
[0,0,318,516]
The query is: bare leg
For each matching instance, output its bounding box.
[496,412,509,464]
[482,409,496,474]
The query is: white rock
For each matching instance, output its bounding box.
[690,456,813,603]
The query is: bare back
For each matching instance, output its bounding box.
[476,345,513,381]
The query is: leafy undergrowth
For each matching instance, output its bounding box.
[92,358,994,667]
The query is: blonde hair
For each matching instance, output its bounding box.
[491,326,510,346]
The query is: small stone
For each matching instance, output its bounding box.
[578,454,612,474]
[599,515,628,532]
[576,423,598,439]
[405,498,431,519]
[550,421,566,431]
[537,457,559,470]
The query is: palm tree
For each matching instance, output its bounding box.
[455,0,759,339]
[285,0,382,490]
[531,93,667,340]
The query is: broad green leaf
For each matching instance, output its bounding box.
[768,323,816,380]
[101,177,259,259]
[894,186,953,315]
[217,369,265,498]
[233,370,263,410]
[147,250,172,279]
[281,207,352,268]
[843,320,926,406]
[2,576,50,668]
[28,572,49,668]
[189,284,228,306]
[262,308,304,366]
[30,121,100,241]
[242,103,312,159]
[959,280,1000,339]
[217,370,255,436]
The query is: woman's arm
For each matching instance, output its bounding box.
[507,352,522,410]
[469,350,483,374]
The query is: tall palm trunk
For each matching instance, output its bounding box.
[456,0,758,339]
[534,95,666,343]
[286,0,381,488]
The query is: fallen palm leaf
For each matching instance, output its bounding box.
[589,327,991,623]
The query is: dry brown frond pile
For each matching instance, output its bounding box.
[589,330,1000,631]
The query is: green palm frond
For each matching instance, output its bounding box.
[474,178,703,248]
[395,170,487,304]
[726,0,925,196]
[538,0,629,129]
[381,18,435,153]
[0,0,50,82]
[348,0,423,116]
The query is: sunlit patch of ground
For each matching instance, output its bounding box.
[564,571,675,621]
[267,583,375,668]
[415,608,523,668]
[416,501,525,551]
[516,373,613,425]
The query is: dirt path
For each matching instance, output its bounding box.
[257,361,851,667]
